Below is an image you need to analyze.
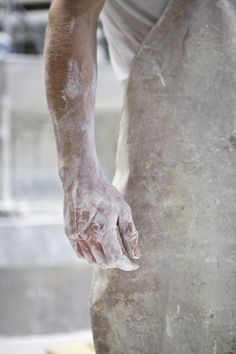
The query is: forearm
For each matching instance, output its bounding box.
[45,0,104,186]
[44,0,141,270]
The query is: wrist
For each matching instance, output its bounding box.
[58,149,99,190]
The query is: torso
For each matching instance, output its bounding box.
[101,0,169,81]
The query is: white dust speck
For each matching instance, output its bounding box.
[213,340,217,354]
[177,305,180,315]
[166,315,173,338]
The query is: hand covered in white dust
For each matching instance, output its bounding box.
[45,0,139,271]
[63,164,141,271]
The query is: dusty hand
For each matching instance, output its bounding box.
[63,165,141,271]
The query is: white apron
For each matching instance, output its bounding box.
[90,1,236,353]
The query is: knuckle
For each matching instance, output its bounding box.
[80,210,91,222]
[76,206,91,222]
[83,222,104,242]
[90,221,104,232]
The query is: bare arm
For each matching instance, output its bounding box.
[44,0,140,270]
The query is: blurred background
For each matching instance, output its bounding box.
[0,0,122,353]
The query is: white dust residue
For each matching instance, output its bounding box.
[166,315,173,338]
[63,59,83,101]
[177,305,180,315]
[213,340,217,354]
[69,19,76,33]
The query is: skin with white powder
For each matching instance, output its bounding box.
[44,0,140,270]
[62,59,84,101]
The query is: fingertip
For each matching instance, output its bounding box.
[133,244,141,259]
[115,254,140,271]
[124,234,141,260]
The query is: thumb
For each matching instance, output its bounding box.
[117,204,141,260]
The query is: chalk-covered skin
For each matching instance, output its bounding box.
[44,0,141,270]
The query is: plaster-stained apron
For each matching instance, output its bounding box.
[90,1,236,353]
